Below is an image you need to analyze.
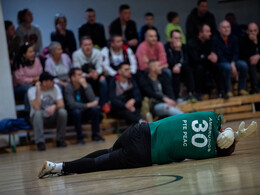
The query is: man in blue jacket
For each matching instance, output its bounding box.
[213,20,248,97]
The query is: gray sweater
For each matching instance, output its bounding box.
[64,82,96,110]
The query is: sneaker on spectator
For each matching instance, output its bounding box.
[227,92,234,98]
[187,92,197,103]
[37,142,46,151]
[239,89,249,96]
[177,97,187,104]
[92,134,105,141]
[77,139,86,145]
[38,161,56,178]
[56,140,67,148]
[219,91,228,99]
[102,103,111,113]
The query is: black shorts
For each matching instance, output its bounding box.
[112,122,152,168]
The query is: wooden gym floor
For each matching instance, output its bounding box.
[0,118,259,194]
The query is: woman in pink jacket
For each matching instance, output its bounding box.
[12,42,42,102]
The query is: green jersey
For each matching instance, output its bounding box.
[149,111,221,164]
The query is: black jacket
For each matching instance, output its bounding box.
[239,36,260,64]
[108,77,142,109]
[139,72,175,101]
[109,18,138,41]
[187,37,215,66]
[78,23,107,48]
[186,8,217,40]
[51,30,77,55]
[164,42,189,69]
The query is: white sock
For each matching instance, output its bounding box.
[53,162,63,173]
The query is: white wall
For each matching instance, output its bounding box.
[0,0,16,120]
[2,0,260,48]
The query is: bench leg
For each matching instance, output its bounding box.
[9,134,17,153]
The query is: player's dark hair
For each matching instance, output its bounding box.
[68,67,82,78]
[216,142,236,157]
[170,29,181,38]
[145,12,154,17]
[119,4,130,13]
[167,11,178,23]
[197,0,208,6]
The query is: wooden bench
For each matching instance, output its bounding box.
[179,94,260,122]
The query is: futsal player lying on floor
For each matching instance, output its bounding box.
[38,111,257,178]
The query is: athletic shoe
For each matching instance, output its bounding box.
[37,142,46,151]
[227,92,234,98]
[77,139,86,145]
[38,161,56,178]
[239,89,249,96]
[56,141,67,147]
[92,134,105,141]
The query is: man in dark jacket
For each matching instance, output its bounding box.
[185,0,217,41]
[165,30,195,100]
[64,68,104,144]
[188,24,225,99]
[239,22,260,94]
[109,62,143,124]
[109,4,138,52]
[139,60,183,117]
[78,8,107,49]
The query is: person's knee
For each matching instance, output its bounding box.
[237,60,248,72]
[33,110,44,119]
[57,108,68,118]
[71,108,82,117]
[221,63,232,71]
[90,106,100,116]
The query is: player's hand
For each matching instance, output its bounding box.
[235,121,257,141]
[217,127,234,149]
[172,64,181,74]
[208,52,218,63]
[87,100,99,108]
[231,62,238,81]
[46,105,56,116]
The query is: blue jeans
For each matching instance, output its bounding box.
[14,84,32,112]
[154,103,183,116]
[99,79,108,106]
[70,107,101,141]
[87,78,108,106]
[219,60,248,92]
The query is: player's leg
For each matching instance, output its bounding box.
[38,148,129,178]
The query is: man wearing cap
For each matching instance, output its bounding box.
[28,72,68,151]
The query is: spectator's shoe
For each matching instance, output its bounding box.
[92,134,105,141]
[239,89,249,96]
[227,92,234,98]
[219,91,229,99]
[56,141,67,148]
[187,93,197,103]
[102,103,111,114]
[37,142,46,151]
[77,139,86,145]
[38,161,56,178]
